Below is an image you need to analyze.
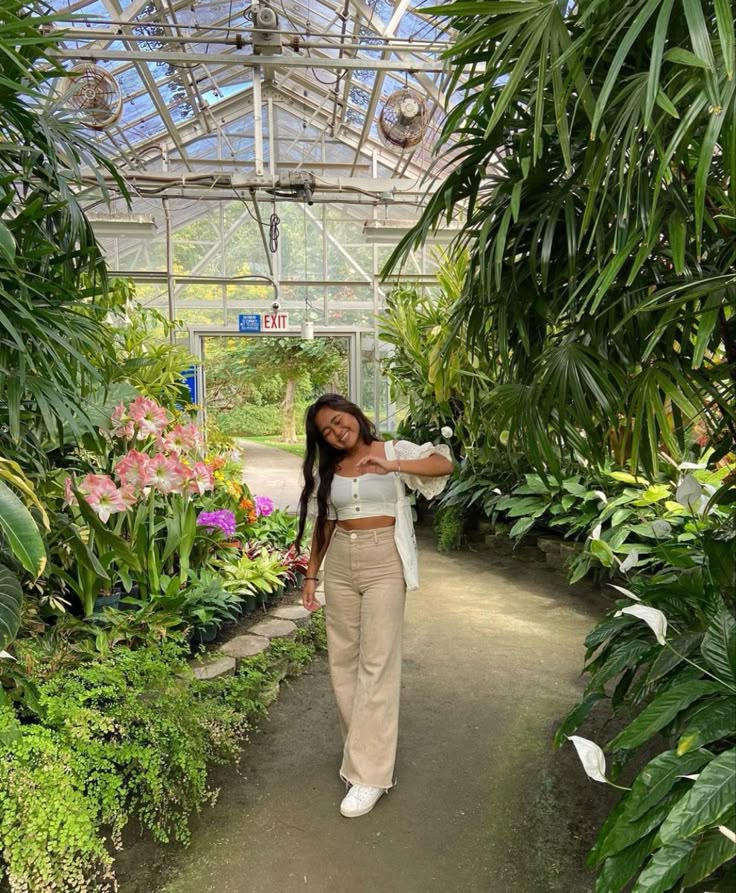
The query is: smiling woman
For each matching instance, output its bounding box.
[295,393,452,819]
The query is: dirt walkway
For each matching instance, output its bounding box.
[117,446,617,893]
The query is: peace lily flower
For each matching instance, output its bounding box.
[85,476,127,523]
[609,583,641,601]
[568,736,609,783]
[568,736,632,791]
[614,604,668,646]
[675,474,702,510]
[0,650,16,660]
[619,550,639,575]
[440,426,454,439]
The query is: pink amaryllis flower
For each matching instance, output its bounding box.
[78,473,113,497]
[110,402,135,439]
[128,396,169,440]
[84,476,127,523]
[164,423,203,455]
[115,450,151,491]
[148,453,188,494]
[119,484,139,510]
[187,461,214,495]
[63,477,77,508]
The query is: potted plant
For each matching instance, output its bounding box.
[179,570,242,644]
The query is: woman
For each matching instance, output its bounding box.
[295,393,453,819]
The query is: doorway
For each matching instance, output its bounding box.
[188,327,362,440]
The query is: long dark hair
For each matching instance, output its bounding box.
[296,394,379,553]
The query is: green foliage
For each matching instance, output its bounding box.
[556,484,736,891]
[216,403,308,437]
[0,609,327,891]
[387,0,736,479]
[0,2,127,468]
[248,509,301,551]
[103,295,195,408]
[433,504,465,553]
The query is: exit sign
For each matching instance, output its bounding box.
[262,312,289,331]
[238,312,290,333]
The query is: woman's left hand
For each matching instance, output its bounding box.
[355,455,396,475]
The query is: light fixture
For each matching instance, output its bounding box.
[88,215,157,236]
[300,320,314,340]
[362,220,461,245]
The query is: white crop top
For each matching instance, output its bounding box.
[328,472,396,520]
[310,439,453,521]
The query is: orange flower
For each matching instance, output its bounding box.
[239,497,254,511]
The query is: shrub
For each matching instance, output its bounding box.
[215,403,308,437]
[433,504,465,553]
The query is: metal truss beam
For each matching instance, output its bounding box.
[56,46,446,71]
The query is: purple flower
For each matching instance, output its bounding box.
[197,509,237,536]
[254,496,274,518]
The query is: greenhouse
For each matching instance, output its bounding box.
[1,1,735,891]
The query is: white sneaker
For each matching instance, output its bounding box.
[340,784,385,818]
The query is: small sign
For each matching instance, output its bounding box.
[238,313,261,332]
[181,366,198,405]
[262,312,289,331]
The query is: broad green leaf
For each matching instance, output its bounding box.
[591,790,685,865]
[0,565,22,650]
[595,832,658,893]
[701,606,736,687]
[589,639,654,691]
[677,697,736,754]
[554,691,607,749]
[659,749,736,844]
[631,840,695,892]
[608,680,725,752]
[0,480,46,577]
[639,485,671,504]
[628,749,715,821]
[683,819,736,885]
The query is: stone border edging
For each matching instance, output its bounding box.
[188,587,325,681]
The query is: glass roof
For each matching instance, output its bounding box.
[48,0,455,177]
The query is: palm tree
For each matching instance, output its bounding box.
[0,1,125,467]
[388,0,735,476]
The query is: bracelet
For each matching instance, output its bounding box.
[304,576,319,582]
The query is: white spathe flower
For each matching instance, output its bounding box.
[0,650,16,661]
[593,490,608,505]
[677,774,701,781]
[609,583,641,601]
[569,736,608,783]
[718,825,736,844]
[619,550,640,576]
[651,519,673,538]
[614,605,668,645]
[591,522,603,541]
[440,426,454,439]
[676,474,702,509]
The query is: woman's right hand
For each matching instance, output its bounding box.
[301,578,320,612]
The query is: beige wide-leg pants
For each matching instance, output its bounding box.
[323,526,407,791]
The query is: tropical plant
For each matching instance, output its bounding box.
[556,479,736,890]
[179,569,242,634]
[388,0,736,477]
[0,1,126,468]
[104,294,196,407]
[433,504,466,553]
[0,461,48,648]
[218,549,286,598]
